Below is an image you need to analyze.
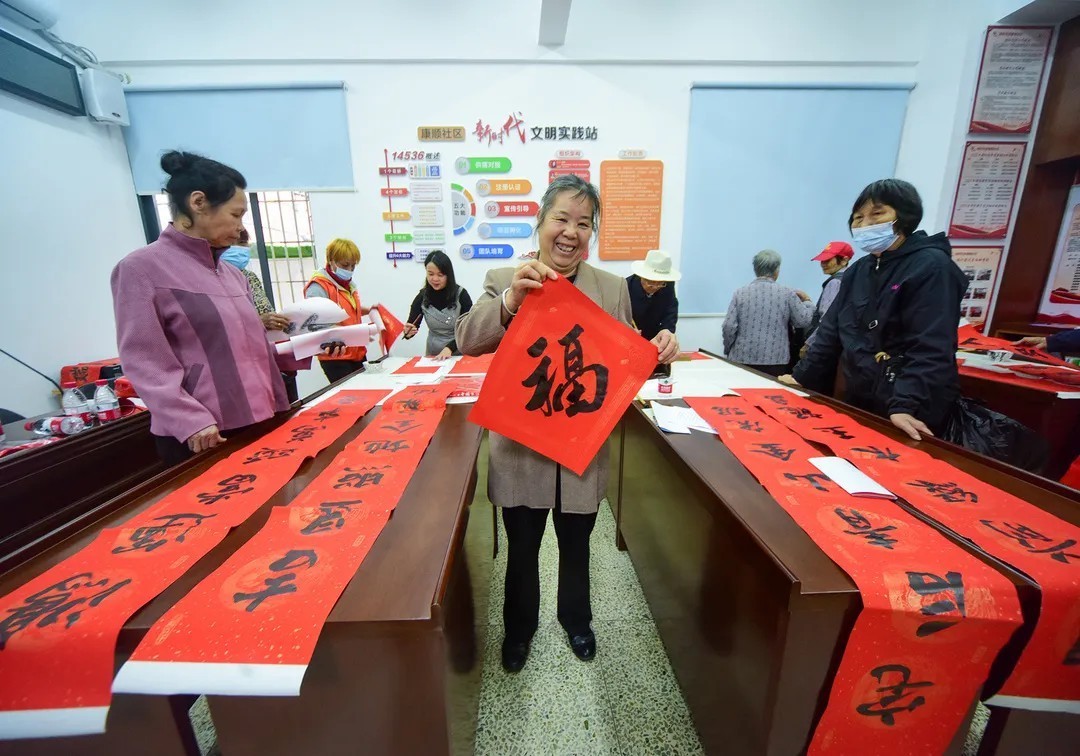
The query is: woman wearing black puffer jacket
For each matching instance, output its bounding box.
[784,179,967,442]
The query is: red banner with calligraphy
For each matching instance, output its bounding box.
[470,276,657,475]
[738,388,1080,714]
[112,385,453,696]
[958,324,1074,367]
[685,396,1022,753]
[0,390,386,739]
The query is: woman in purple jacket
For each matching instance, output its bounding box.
[112,151,312,465]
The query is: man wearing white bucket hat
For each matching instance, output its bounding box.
[628,249,680,359]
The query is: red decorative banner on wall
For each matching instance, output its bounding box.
[738,388,1080,714]
[112,384,454,697]
[0,390,387,740]
[686,396,1022,754]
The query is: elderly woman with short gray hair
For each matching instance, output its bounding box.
[722,249,814,377]
[456,175,678,675]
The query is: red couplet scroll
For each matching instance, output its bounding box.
[739,388,1080,714]
[957,324,1074,367]
[0,390,386,740]
[112,384,454,697]
[686,396,1022,754]
[470,275,658,475]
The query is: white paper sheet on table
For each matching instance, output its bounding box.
[649,403,717,435]
[265,298,349,343]
[416,355,460,368]
[810,457,896,499]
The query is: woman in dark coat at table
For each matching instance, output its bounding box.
[784,179,967,441]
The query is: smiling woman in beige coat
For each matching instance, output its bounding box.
[455,175,678,673]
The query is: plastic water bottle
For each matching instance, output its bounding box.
[93,379,122,423]
[61,381,94,425]
[25,416,88,437]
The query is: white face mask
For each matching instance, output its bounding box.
[851,220,899,255]
[333,266,354,281]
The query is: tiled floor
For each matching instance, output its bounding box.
[473,502,704,755]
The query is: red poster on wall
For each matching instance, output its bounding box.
[687,395,1022,753]
[469,275,657,475]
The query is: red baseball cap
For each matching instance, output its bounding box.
[812,241,854,262]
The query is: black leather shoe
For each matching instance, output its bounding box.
[501,638,530,673]
[568,631,596,661]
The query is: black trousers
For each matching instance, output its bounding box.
[501,471,597,642]
[154,434,194,467]
[320,359,365,384]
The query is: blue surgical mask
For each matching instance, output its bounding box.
[220,246,251,269]
[851,221,899,255]
[334,266,354,281]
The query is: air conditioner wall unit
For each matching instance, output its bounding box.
[0,0,58,31]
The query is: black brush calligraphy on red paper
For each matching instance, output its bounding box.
[112,513,217,554]
[907,480,979,504]
[0,574,132,650]
[907,571,967,636]
[195,474,258,505]
[232,549,318,612]
[521,325,609,418]
[834,508,899,550]
[980,520,1079,565]
[855,665,934,726]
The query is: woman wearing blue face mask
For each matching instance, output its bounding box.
[220,230,288,331]
[304,238,373,383]
[783,179,967,441]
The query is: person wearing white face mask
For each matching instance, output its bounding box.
[220,229,290,332]
[781,179,967,441]
[304,238,372,383]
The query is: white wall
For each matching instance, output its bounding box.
[5,1,1030,406]
[0,19,144,418]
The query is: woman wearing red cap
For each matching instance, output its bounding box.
[802,241,853,355]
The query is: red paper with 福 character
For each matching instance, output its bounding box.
[112,385,454,697]
[687,395,1022,753]
[738,388,1080,714]
[469,275,657,475]
[0,390,386,740]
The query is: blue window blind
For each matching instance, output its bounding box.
[680,84,911,314]
[124,83,354,194]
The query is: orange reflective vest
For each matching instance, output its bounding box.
[304,271,366,363]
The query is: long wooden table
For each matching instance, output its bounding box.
[614,362,1080,755]
[0,401,488,756]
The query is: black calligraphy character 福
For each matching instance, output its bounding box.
[0,574,132,650]
[195,474,257,505]
[521,325,609,418]
[783,472,831,492]
[855,664,933,725]
[834,508,898,550]
[980,521,1079,565]
[112,513,217,554]
[751,443,796,461]
[814,425,856,441]
[853,445,902,462]
[232,549,318,612]
[301,502,361,535]
[363,439,411,454]
[908,480,978,504]
[333,467,386,490]
[243,446,295,465]
[907,571,966,636]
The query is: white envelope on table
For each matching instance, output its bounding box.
[810,457,896,499]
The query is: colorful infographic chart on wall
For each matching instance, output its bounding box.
[375,112,664,265]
